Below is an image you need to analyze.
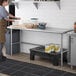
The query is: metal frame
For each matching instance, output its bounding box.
[68,33,76,69]
[9,27,70,67]
[61,34,63,67]
[10,29,13,56]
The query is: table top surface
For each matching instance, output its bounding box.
[7,25,72,34]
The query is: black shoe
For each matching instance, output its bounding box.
[2,56,7,61]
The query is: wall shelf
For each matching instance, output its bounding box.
[33,0,60,10]
[33,2,39,9]
[10,0,60,9]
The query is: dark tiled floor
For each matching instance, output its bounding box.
[0,59,76,76]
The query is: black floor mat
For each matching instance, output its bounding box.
[0,59,76,76]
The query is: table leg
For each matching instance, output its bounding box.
[71,65,73,69]
[61,34,63,67]
[52,55,59,66]
[20,30,21,53]
[30,51,35,60]
[10,29,12,56]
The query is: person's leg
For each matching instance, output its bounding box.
[2,44,7,59]
[0,43,6,61]
[2,44,7,57]
[0,43,4,61]
[0,43,4,56]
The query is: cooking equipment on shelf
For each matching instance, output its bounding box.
[38,22,47,29]
[30,18,38,24]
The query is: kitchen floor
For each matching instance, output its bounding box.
[0,53,76,76]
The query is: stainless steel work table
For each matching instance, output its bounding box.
[7,25,71,67]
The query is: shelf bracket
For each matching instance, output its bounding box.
[56,1,61,9]
[33,2,39,10]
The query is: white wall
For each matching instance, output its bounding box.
[61,0,76,28]
[16,1,61,28]
[15,0,76,53]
